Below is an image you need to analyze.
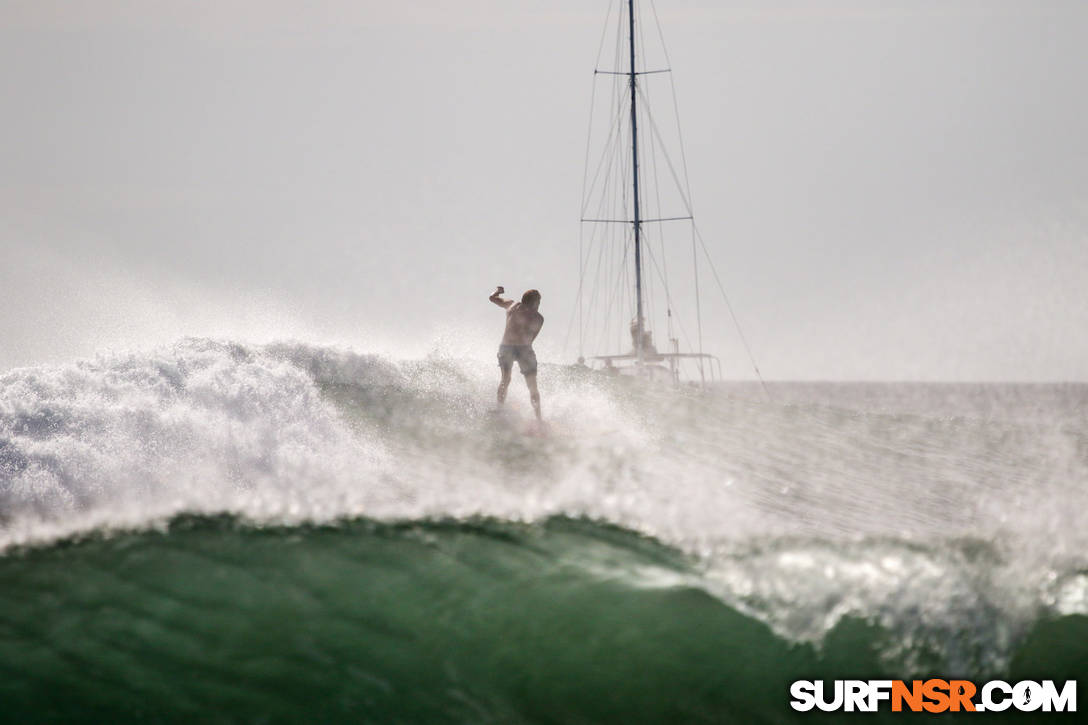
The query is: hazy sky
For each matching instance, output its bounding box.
[1,0,1086,380]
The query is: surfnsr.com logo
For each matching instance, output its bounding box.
[790,679,1076,713]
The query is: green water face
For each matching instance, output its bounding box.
[0,515,1083,724]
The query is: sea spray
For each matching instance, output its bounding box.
[1,339,1086,722]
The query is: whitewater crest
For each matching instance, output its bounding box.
[1,337,1087,674]
[0,339,391,541]
[0,338,644,544]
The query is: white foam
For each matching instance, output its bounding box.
[2,338,1086,672]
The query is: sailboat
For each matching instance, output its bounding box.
[570,0,732,386]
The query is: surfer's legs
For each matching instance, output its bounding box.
[497,346,514,405]
[524,373,542,420]
[497,368,512,405]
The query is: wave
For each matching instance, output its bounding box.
[1,337,1087,700]
[1,514,1084,724]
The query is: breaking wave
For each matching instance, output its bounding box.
[1,339,1085,721]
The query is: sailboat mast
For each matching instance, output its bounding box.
[627,0,645,363]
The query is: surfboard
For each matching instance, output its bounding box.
[487,405,551,437]
[520,419,550,437]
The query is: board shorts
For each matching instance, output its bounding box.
[497,344,537,376]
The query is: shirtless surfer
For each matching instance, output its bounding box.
[489,286,543,420]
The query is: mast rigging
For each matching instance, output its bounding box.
[627,0,645,364]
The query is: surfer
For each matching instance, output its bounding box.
[489,286,543,420]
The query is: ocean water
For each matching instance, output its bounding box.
[0,338,1085,723]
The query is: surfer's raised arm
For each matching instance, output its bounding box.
[489,286,514,309]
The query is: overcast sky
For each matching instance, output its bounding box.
[1,0,1086,380]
